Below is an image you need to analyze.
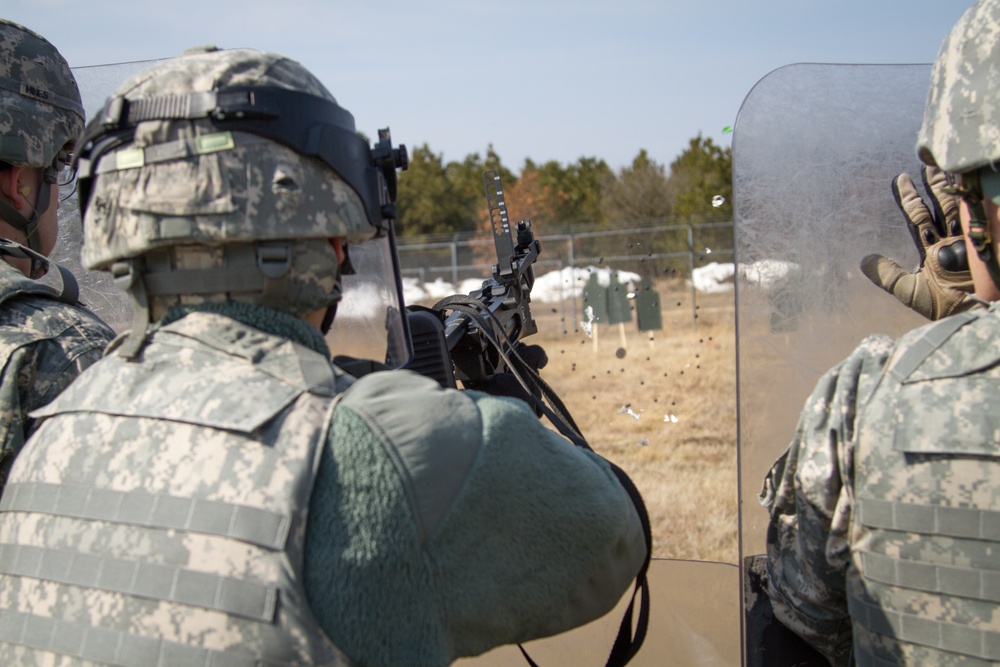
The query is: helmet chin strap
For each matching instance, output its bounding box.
[319,267,346,335]
[320,302,338,334]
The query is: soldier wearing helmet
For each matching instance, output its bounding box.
[0,19,114,490]
[760,1,1000,664]
[0,46,648,666]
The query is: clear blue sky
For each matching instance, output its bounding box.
[5,0,973,173]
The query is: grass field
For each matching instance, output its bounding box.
[528,282,738,562]
[371,272,739,563]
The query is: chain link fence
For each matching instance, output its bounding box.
[396,219,734,329]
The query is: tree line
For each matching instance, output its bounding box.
[394,133,733,241]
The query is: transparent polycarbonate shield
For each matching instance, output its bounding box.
[734,63,933,561]
[432,221,741,663]
[457,560,740,667]
[47,60,167,331]
[73,60,167,118]
[326,230,413,368]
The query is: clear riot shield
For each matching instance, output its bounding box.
[328,229,413,368]
[456,173,742,665]
[456,560,739,667]
[734,63,933,664]
[48,60,166,330]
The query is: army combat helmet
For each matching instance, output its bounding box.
[0,19,85,255]
[916,0,1000,292]
[74,47,408,356]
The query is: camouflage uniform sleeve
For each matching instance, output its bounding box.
[758,334,895,667]
[0,299,114,486]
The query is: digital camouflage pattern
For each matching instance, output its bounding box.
[0,298,646,666]
[760,333,895,666]
[0,310,357,665]
[917,0,1000,173]
[0,44,644,667]
[761,304,1000,665]
[0,19,84,169]
[0,259,114,491]
[81,47,374,273]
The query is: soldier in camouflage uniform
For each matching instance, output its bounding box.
[0,20,115,490]
[761,1,1000,664]
[0,47,648,666]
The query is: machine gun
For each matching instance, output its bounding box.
[403,173,652,667]
[405,170,540,389]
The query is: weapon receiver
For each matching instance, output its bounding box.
[405,170,540,388]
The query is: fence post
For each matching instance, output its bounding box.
[688,222,697,330]
[450,236,459,286]
[568,231,578,332]
[557,258,567,334]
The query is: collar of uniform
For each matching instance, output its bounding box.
[0,251,66,307]
[154,302,330,358]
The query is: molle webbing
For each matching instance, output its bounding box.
[849,592,1000,663]
[857,497,1000,542]
[0,543,276,623]
[0,316,344,666]
[850,647,905,667]
[887,310,978,381]
[860,551,1000,604]
[0,609,298,667]
[0,481,291,550]
[0,481,297,662]
[853,497,1000,662]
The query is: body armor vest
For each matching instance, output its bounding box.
[850,309,1000,665]
[0,311,355,666]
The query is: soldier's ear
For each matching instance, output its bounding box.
[0,166,27,208]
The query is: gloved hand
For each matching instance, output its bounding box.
[468,343,549,415]
[860,165,977,320]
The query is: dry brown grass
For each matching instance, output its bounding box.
[530,283,738,563]
[404,275,739,563]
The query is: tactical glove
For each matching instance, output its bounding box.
[860,165,977,320]
[467,343,549,415]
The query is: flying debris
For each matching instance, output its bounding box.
[581,305,595,338]
[619,404,641,420]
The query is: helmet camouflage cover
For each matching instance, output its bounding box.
[0,19,84,170]
[917,0,1000,173]
[80,47,374,272]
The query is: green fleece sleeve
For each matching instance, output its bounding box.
[304,370,645,667]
